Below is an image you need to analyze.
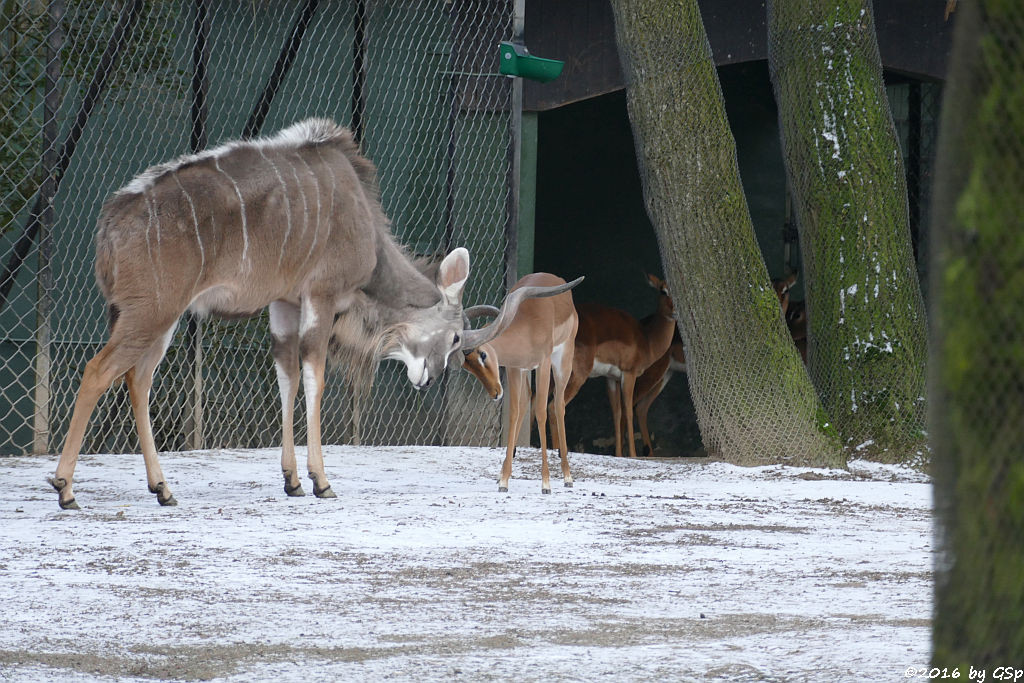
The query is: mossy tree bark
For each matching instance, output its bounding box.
[608,0,842,467]
[930,0,1024,666]
[766,0,928,462]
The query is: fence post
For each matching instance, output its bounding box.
[184,0,211,451]
[33,0,65,455]
[501,0,527,450]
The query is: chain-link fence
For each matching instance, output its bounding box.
[608,0,844,468]
[930,0,1024,666]
[767,0,929,462]
[1,0,515,456]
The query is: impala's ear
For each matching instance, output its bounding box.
[437,247,470,305]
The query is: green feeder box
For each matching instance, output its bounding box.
[498,41,563,83]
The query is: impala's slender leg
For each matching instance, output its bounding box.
[621,372,639,458]
[534,357,552,494]
[606,377,624,457]
[499,369,528,492]
[299,298,335,499]
[551,347,590,449]
[126,324,179,506]
[269,301,303,496]
[550,341,574,487]
[635,374,669,457]
[51,329,152,509]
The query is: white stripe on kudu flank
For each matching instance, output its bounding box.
[172,173,205,296]
[314,147,337,229]
[214,156,250,268]
[295,152,322,245]
[258,147,293,268]
[143,190,161,303]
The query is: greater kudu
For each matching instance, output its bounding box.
[50,118,575,509]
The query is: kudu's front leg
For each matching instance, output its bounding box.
[299,298,336,499]
[270,301,304,497]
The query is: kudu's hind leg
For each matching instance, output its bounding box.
[50,332,149,509]
[126,324,179,506]
[299,299,335,499]
[269,302,304,496]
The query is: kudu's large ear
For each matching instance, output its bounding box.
[460,276,584,351]
[437,247,470,306]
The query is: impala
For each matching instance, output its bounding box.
[772,270,799,316]
[787,301,808,363]
[628,270,800,455]
[555,274,676,459]
[49,118,574,509]
[461,273,581,493]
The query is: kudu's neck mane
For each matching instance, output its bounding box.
[363,230,440,314]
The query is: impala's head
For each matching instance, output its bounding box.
[461,342,502,401]
[772,270,799,316]
[646,273,676,319]
[383,249,583,391]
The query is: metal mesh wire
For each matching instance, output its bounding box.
[930,0,1024,665]
[766,0,929,462]
[1,0,513,456]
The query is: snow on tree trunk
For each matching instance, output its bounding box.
[608,0,842,467]
[930,0,1024,667]
[767,0,928,462]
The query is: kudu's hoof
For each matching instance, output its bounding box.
[149,482,177,507]
[283,473,305,497]
[48,477,80,510]
[309,473,336,499]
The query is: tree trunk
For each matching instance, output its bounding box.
[608,0,842,467]
[767,0,928,462]
[930,0,1024,667]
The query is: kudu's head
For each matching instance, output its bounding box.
[381,248,580,391]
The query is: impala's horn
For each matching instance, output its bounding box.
[462,305,501,330]
[460,276,583,351]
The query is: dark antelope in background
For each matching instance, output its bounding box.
[49,118,574,510]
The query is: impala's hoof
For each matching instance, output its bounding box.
[48,477,80,510]
[642,445,652,458]
[498,486,508,493]
[542,487,551,495]
[564,481,574,488]
[150,482,176,507]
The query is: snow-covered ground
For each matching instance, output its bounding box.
[0,447,932,682]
